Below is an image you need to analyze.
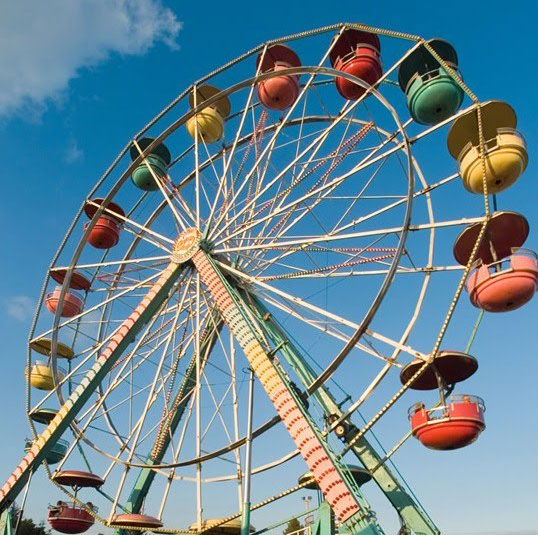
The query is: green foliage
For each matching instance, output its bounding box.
[11,506,50,535]
[16,517,50,535]
[283,518,303,535]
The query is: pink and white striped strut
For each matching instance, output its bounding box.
[0,263,182,508]
[193,249,365,524]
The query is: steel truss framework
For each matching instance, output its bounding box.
[0,21,499,535]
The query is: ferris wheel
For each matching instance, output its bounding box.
[0,22,535,535]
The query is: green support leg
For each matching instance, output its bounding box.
[243,292,439,535]
[240,506,251,535]
[119,313,222,525]
[310,502,334,535]
[0,509,12,535]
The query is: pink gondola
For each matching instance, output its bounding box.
[45,287,83,317]
[110,514,163,529]
[52,470,104,488]
[466,248,538,312]
[48,471,103,533]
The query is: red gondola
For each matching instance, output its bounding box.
[329,29,382,100]
[48,471,103,533]
[257,44,301,110]
[409,395,485,450]
[48,504,95,534]
[84,198,124,249]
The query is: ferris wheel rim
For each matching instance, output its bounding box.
[18,25,493,533]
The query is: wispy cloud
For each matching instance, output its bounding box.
[64,137,84,163]
[0,0,182,119]
[4,295,35,322]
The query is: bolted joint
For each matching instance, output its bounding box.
[327,413,356,440]
[199,238,212,252]
[267,341,287,358]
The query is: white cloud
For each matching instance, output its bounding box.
[0,0,181,118]
[4,295,35,322]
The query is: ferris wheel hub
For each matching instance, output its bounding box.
[171,228,202,263]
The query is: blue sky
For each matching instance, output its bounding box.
[0,1,537,535]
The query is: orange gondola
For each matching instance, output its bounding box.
[466,249,538,312]
[257,44,301,110]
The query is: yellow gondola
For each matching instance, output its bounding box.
[447,100,528,194]
[186,85,231,143]
[26,361,65,390]
[30,338,75,359]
